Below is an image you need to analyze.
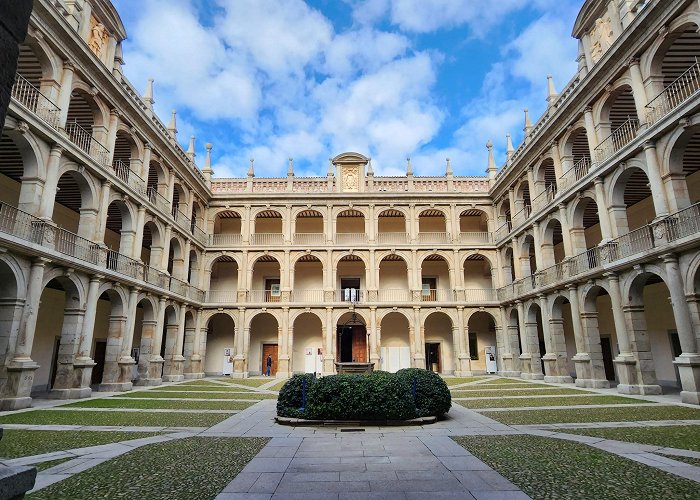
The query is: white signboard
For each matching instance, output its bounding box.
[222,347,234,375]
[304,347,323,374]
[485,346,497,374]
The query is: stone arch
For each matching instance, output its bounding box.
[379,310,411,372]
[291,311,324,374]
[248,311,281,375]
[608,162,655,233]
[459,208,489,233]
[68,79,110,129]
[0,127,45,194]
[246,309,283,331]
[333,252,368,267]
[17,35,62,85]
[663,121,700,210]
[291,251,326,268]
[533,156,557,193]
[644,15,700,81]
[541,216,565,267]
[596,79,638,127]
[417,207,447,235]
[424,310,455,373]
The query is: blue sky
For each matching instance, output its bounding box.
[112,0,584,178]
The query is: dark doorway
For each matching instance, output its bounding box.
[669,331,682,387]
[49,336,60,391]
[539,338,547,374]
[340,278,361,302]
[92,341,107,385]
[425,343,441,372]
[262,343,278,376]
[337,325,367,362]
[600,337,615,381]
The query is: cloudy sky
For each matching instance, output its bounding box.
[111,0,583,178]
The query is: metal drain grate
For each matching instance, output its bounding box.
[339,428,365,432]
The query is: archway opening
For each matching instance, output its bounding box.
[249,313,279,376]
[293,255,322,302]
[418,209,447,243]
[421,254,450,301]
[377,209,407,244]
[336,209,365,244]
[467,312,497,372]
[205,313,235,376]
[378,254,408,302]
[582,286,618,382]
[251,255,280,302]
[294,209,324,245]
[212,210,242,246]
[253,210,283,245]
[337,254,365,302]
[424,312,454,373]
[463,255,493,294]
[380,312,410,372]
[336,311,367,363]
[292,313,323,374]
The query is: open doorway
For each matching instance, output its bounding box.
[262,343,278,376]
[425,343,441,372]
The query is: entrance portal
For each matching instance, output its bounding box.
[425,343,441,372]
[337,325,367,363]
[262,343,278,376]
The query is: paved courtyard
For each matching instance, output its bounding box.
[2,376,700,499]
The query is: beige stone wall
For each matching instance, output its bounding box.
[291,313,323,373]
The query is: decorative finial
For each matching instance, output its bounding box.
[506,133,514,161]
[406,157,413,176]
[328,158,334,176]
[287,157,294,176]
[446,158,452,176]
[187,135,195,161]
[248,158,254,178]
[524,108,532,136]
[143,78,154,109]
[202,143,213,181]
[547,75,559,106]
[367,158,374,176]
[487,140,496,177]
[168,109,177,139]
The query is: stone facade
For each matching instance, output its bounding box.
[1,0,700,410]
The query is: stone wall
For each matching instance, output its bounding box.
[0,0,33,135]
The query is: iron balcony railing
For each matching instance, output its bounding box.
[0,201,204,301]
[112,159,147,195]
[594,117,640,163]
[146,187,171,214]
[498,202,700,301]
[64,120,110,167]
[560,156,592,190]
[11,74,61,129]
[531,183,558,212]
[646,60,700,125]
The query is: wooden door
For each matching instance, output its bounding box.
[91,341,107,385]
[262,343,278,375]
[351,326,367,362]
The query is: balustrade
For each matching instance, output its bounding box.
[594,118,640,163]
[290,289,324,302]
[376,289,412,302]
[460,232,492,244]
[250,233,284,246]
[65,120,110,167]
[646,61,700,125]
[293,233,325,245]
[376,232,409,244]
[336,233,368,245]
[417,232,450,244]
[11,74,61,129]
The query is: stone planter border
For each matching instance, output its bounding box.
[275,415,437,426]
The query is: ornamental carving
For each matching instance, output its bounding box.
[342,166,360,192]
[88,16,109,58]
[589,17,614,64]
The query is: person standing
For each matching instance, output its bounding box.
[266,354,272,377]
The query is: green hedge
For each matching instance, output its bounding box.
[276,369,451,421]
[396,368,452,417]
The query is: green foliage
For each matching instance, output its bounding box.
[276,368,451,421]
[305,373,416,421]
[276,373,317,418]
[396,368,451,417]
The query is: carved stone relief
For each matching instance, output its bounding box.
[342,165,360,192]
[88,16,109,57]
[589,17,614,64]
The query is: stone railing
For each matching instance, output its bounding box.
[376,289,413,302]
[417,232,450,244]
[0,201,204,302]
[464,288,498,302]
[209,233,243,246]
[376,232,410,244]
[336,232,368,245]
[250,233,284,246]
[498,202,700,301]
[293,233,326,245]
[646,61,700,125]
[11,74,60,129]
[459,232,492,244]
[205,290,237,303]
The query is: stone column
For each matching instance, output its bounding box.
[532,221,543,270]
[94,180,112,244]
[550,141,564,184]
[57,62,75,128]
[583,106,599,152]
[501,306,521,376]
[568,284,594,386]
[233,308,246,376]
[105,110,120,166]
[116,287,139,388]
[628,58,649,125]
[455,306,471,375]
[277,307,291,377]
[608,272,661,395]
[369,307,380,366]
[163,306,185,382]
[2,259,47,409]
[38,146,64,219]
[542,294,573,383]
[593,177,613,241]
[572,283,610,389]
[557,203,573,256]
[146,297,167,383]
[323,307,335,374]
[73,275,103,395]
[98,310,129,392]
[663,254,700,404]
[132,207,146,260]
[160,225,173,271]
[643,141,670,218]
[413,306,425,368]
[184,308,204,379]
[518,301,543,380]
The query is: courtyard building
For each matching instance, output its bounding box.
[1,0,700,410]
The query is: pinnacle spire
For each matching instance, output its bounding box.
[446,158,452,176]
[547,74,559,106]
[248,158,255,178]
[406,157,413,176]
[168,109,177,139]
[143,78,154,109]
[287,158,294,176]
[187,135,195,161]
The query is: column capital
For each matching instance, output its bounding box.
[603,271,619,281]
[566,283,578,291]
[584,105,593,114]
[661,252,679,264]
[49,144,65,156]
[550,140,559,148]
[89,274,105,283]
[643,140,656,150]
[627,57,640,68]
[63,61,75,72]
[593,176,604,185]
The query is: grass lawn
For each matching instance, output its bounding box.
[441,377,488,386]
[62,398,255,411]
[28,436,268,500]
[659,454,700,467]
[458,395,648,409]
[0,410,230,428]
[215,378,271,387]
[118,391,277,400]
[563,425,700,452]
[453,435,700,500]
[471,383,547,389]
[0,430,161,458]
[267,379,289,392]
[451,388,590,398]
[483,405,700,425]
[158,385,254,392]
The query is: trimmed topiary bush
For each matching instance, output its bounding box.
[395,368,451,417]
[276,368,450,421]
[276,373,316,418]
[305,372,416,421]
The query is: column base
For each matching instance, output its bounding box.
[162,374,184,382]
[520,373,545,380]
[183,373,205,380]
[73,357,96,394]
[233,356,246,375]
[675,354,700,405]
[575,378,610,388]
[0,397,33,411]
[135,378,163,386]
[49,387,92,400]
[322,356,335,375]
[617,384,662,395]
[497,371,521,377]
[98,382,133,392]
[544,376,574,384]
[518,354,544,380]
[454,371,475,377]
